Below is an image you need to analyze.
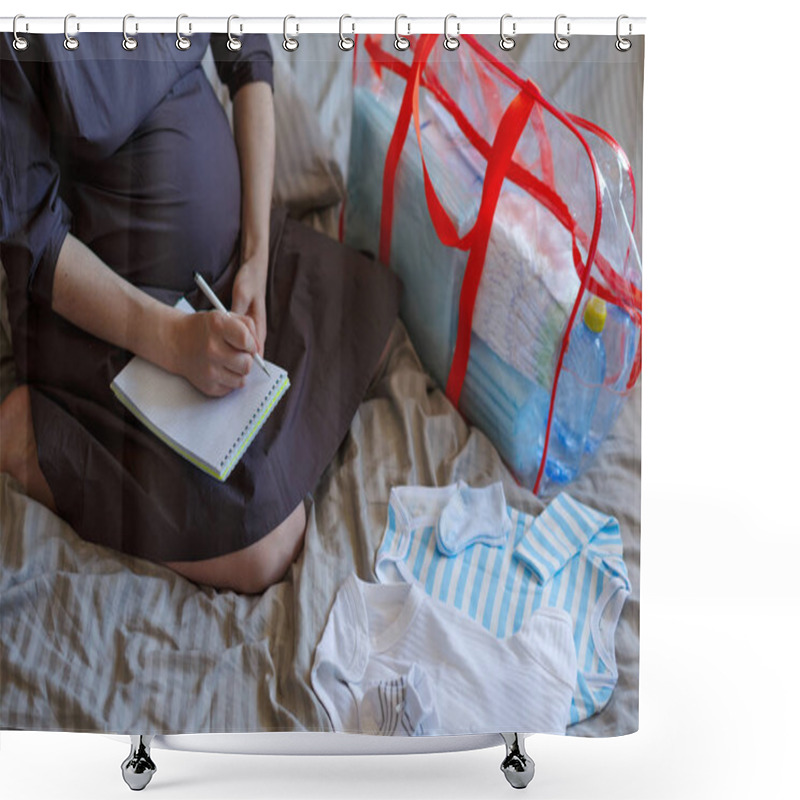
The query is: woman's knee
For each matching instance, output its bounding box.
[165,501,307,594]
[0,386,56,510]
[236,501,307,594]
[0,386,30,474]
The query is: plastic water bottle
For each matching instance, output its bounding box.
[545,296,607,484]
[586,304,638,455]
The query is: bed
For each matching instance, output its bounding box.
[0,34,642,788]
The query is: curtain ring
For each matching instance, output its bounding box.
[227,15,242,51]
[499,14,516,51]
[283,15,299,51]
[394,15,410,51]
[339,15,355,51]
[122,14,138,51]
[12,15,29,51]
[553,14,570,51]
[63,13,79,51]
[443,14,460,51]
[615,15,632,52]
[176,14,191,50]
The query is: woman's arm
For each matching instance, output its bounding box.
[52,233,260,397]
[47,84,276,397]
[230,81,276,354]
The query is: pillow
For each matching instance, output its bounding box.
[202,49,345,217]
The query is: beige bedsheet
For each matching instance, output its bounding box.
[1,35,640,737]
[0,314,639,736]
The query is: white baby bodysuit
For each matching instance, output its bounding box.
[311,574,577,736]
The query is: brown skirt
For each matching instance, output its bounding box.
[24,209,402,562]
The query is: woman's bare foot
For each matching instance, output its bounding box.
[0,385,57,511]
[165,500,307,594]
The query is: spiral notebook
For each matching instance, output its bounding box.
[110,299,290,481]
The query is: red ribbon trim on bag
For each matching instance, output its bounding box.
[444,87,537,402]
[461,36,641,312]
[396,40,539,402]
[378,41,425,264]
[366,37,642,317]
[409,39,471,251]
[367,33,639,494]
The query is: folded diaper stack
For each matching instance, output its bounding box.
[345,88,579,486]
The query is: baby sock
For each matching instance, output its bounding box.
[358,664,439,736]
[436,481,512,556]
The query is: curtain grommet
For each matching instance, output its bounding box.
[499,14,516,51]
[12,15,29,51]
[63,13,79,51]
[394,15,410,51]
[227,15,242,51]
[553,14,570,51]
[615,15,632,52]
[176,14,191,51]
[339,14,355,51]
[443,14,460,51]
[283,15,299,52]
[122,14,138,51]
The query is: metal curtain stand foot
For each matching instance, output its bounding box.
[118,732,532,790]
[500,733,535,789]
[121,735,156,791]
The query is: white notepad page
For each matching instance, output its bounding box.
[111,299,289,480]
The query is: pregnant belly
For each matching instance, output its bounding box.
[66,68,242,293]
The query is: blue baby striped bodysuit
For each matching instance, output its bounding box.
[374,483,630,724]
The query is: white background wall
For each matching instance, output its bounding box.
[2,1,798,798]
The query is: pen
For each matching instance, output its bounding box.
[193,272,271,379]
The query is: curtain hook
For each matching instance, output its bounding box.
[227,15,242,51]
[394,15,410,51]
[443,14,460,51]
[283,15,299,51]
[12,14,29,51]
[615,15,632,52]
[64,13,79,51]
[122,14,138,51]
[339,15,355,51]
[499,14,516,51]
[553,14,570,51]
[176,14,191,50]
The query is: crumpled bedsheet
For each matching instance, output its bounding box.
[0,318,639,737]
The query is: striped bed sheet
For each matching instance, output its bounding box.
[0,317,640,736]
[1,34,641,738]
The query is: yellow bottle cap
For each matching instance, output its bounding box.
[583,296,607,333]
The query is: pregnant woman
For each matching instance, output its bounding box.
[0,32,400,593]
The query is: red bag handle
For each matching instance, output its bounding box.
[382,36,539,404]
[442,88,538,402]
[380,35,468,265]
[366,36,641,318]
[368,34,626,493]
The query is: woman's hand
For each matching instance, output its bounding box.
[171,309,260,397]
[231,256,268,355]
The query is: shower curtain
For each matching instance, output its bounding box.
[0,25,643,743]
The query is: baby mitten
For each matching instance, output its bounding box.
[436,481,512,556]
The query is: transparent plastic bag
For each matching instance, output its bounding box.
[345,34,642,493]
